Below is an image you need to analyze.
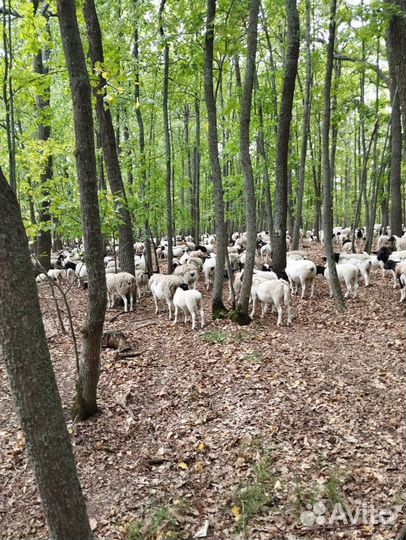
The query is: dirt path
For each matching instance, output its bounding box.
[1,247,404,539]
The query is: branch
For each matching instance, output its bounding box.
[333,54,389,85]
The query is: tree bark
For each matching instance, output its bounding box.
[133,12,153,274]
[204,0,227,318]
[271,0,300,274]
[83,0,135,275]
[159,0,174,273]
[292,0,312,250]
[386,24,403,236]
[0,167,93,540]
[236,0,260,322]
[322,0,345,311]
[58,0,107,419]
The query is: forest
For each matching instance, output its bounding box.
[0,0,405,539]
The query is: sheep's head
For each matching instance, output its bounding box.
[179,283,189,291]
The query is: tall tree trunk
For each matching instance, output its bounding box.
[0,167,93,540]
[271,0,300,274]
[193,98,201,243]
[159,0,174,273]
[58,0,107,420]
[204,0,227,317]
[236,0,260,322]
[292,0,312,250]
[83,0,135,275]
[2,0,16,191]
[132,20,153,274]
[322,0,345,311]
[386,27,403,236]
[33,23,52,270]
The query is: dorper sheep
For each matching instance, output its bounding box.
[172,284,205,330]
[106,272,137,312]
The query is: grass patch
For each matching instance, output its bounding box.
[126,504,184,540]
[200,329,228,344]
[232,450,278,533]
[243,352,265,363]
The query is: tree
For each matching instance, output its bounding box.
[204,0,228,318]
[292,0,312,250]
[235,0,260,323]
[322,0,345,311]
[386,6,403,236]
[83,0,135,276]
[0,167,93,540]
[32,0,52,269]
[58,0,107,420]
[270,0,300,274]
[159,0,174,274]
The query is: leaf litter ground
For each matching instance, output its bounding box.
[0,245,405,540]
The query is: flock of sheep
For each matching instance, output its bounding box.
[33,224,406,329]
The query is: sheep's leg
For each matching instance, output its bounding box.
[200,305,205,328]
[184,309,188,324]
[310,276,315,298]
[167,299,172,320]
[286,304,292,326]
[353,281,359,298]
[153,293,159,314]
[129,292,134,312]
[260,302,266,319]
[276,304,283,326]
[191,310,196,330]
[300,277,306,299]
[364,268,370,287]
[121,294,128,312]
[344,280,350,299]
[173,305,178,325]
[392,270,397,289]
[250,293,256,318]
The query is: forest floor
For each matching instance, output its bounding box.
[0,244,405,540]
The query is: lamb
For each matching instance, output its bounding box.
[285,259,317,299]
[173,263,199,289]
[134,269,149,299]
[338,253,371,287]
[75,262,87,287]
[149,273,189,319]
[203,257,216,289]
[324,263,359,298]
[172,284,205,330]
[47,269,64,283]
[134,256,146,271]
[179,253,204,271]
[250,278,292,326]
[106,272,136,312]
[105,266,122,274]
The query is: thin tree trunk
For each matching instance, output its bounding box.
[292,0,311,250]
[236,0,260,322]
[33,9,52,270]
[83,0,135,275]
[322,0,345,311]
[386,26,403,236]
[159,0,174,273]
[133,13,153,274]
[0,167,93,540]
[204,0,227,317]
[58,0,107,419]
[193,98,201,243]
[271,0,300,274]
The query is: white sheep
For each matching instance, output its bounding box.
[134,256,146,271]
[173,284,205,330]
[173,263,199,289]
[134,269,149,299]
[75,262,87,287]
[203,257,216,290]
[324,263,359,299]
[105,266,122,274]
[250,278,292,326]
[47,269,63,283]
[339,253,371,287]
[285,259,317,299]
[149,273,188,319]
[106,272,136,312]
